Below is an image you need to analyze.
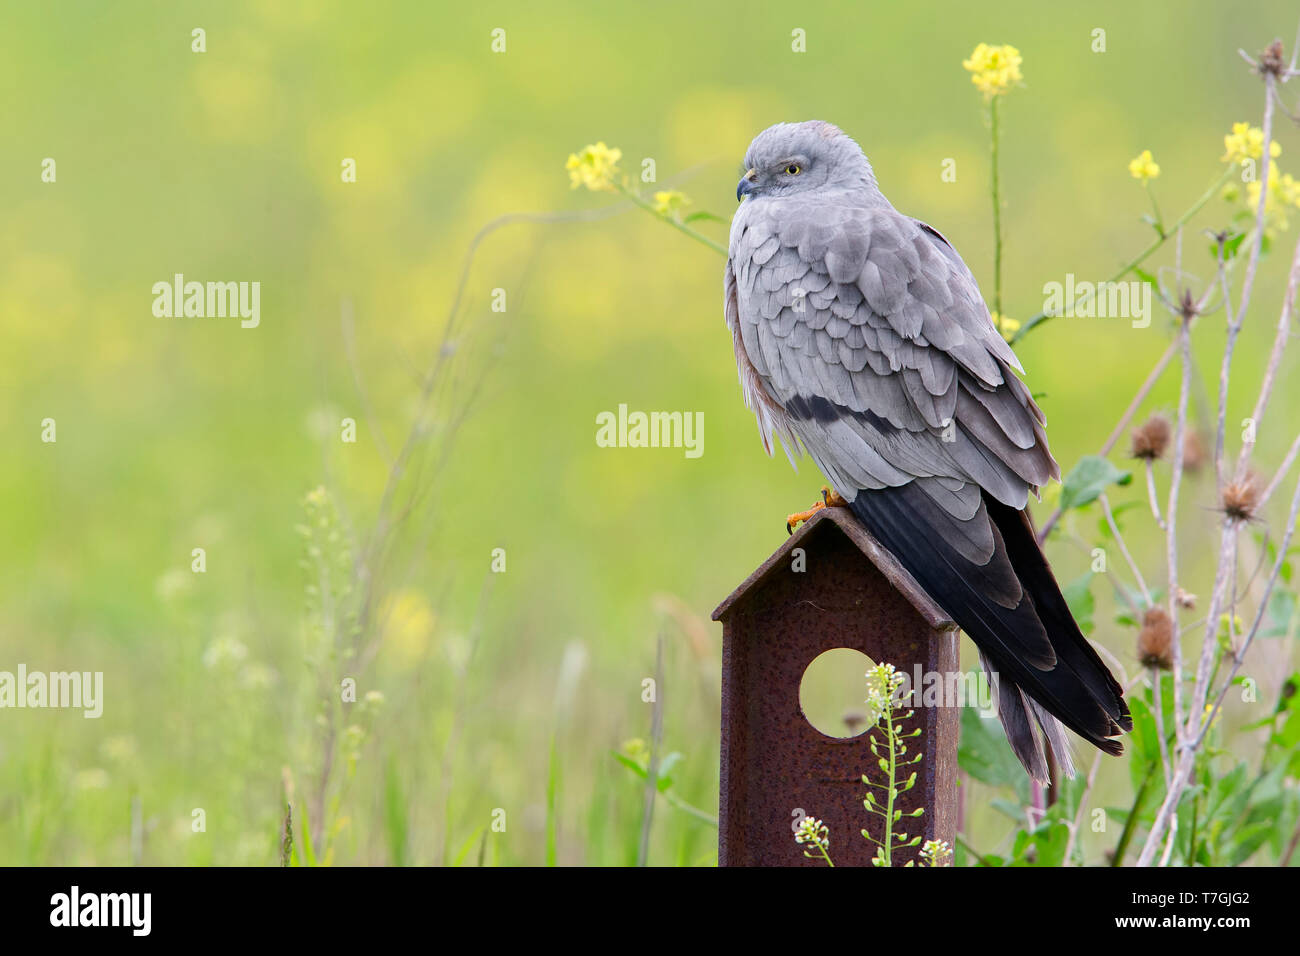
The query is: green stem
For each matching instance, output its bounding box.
[1112,762,1156,866]
[990,95,1004,330]
[955,832,999,866]
[662,791,719,827]
[618,185,728,256]
[1146,184,1166,237]
[882,717,898,866]
[1011,166,1235,344]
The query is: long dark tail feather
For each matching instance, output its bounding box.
[849,484,1131,781]
[979,651,1077,781]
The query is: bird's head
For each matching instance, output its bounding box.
[737,121,876,202]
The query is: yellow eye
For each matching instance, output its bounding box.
[785,163,801,175]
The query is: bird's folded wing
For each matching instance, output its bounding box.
[727,198,1059,509]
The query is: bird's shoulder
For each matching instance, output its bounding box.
[729,195,1021,384]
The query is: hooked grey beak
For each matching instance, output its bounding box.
[737,168,758,201]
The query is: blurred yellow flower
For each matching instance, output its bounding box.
[1128,149,1160,182]
[962,43,1023,99]
[620,738,649,764]
[566,142,622,192]
[991,312,1020,340]
[652,189,690,218]
[380,588,436,664]
[1244,162,1299,234]
[1280,172,1300,208]
[1202,702,1222,733]
[1221,121,1281,165]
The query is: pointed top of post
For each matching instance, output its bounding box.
[710,506,956,630]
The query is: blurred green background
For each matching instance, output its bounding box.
[3,0,1298,865]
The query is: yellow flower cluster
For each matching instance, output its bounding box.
[651,189,690,218]
[1217,122,1300,234]
[565,141,623,192]
[1244,162,1300,233]
[1221,121,1281,165]
[962,43,1023,99]
[1128,149,1160,182]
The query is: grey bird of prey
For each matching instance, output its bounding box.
[725,121,1131,780]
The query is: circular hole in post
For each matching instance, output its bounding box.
[799,647,877,739]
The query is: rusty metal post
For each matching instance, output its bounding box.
[712,507,959,867]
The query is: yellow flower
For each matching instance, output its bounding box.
[565,141,622,192]
[1203,702,1222,733]
[962,43,1023,99]
[1242,161,1299,235]
[1128,149,1160,182]
[380,588,436,664]
[1221,121,1282,165]
[1280,172,1300,209]
[651,189,690,218]
[620,738,649,764]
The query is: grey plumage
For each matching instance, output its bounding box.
[725,121,1130,781]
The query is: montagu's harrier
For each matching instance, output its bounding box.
[725,120,1131,780]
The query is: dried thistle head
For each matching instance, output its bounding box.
[1257,40,1286,79]
[1221,470,1264,522]
[1138,607,1174,670]
[1130,414,1172,461]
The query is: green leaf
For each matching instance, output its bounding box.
[298,801,317,867]
[1260,590,1297,638]
[1225,822,1272,865]
[1062,572,1096,633]
[655,751,684,792]
[451,825,489,866]
[959,705,1031,802]
[1060,455,1132,511]
[383,757,409,867]
[612,751,647,779]
[1217,232,1247,260]
[1127,697,1163,793]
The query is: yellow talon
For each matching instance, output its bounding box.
[786,486,848,534]
[786,502,825,534]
